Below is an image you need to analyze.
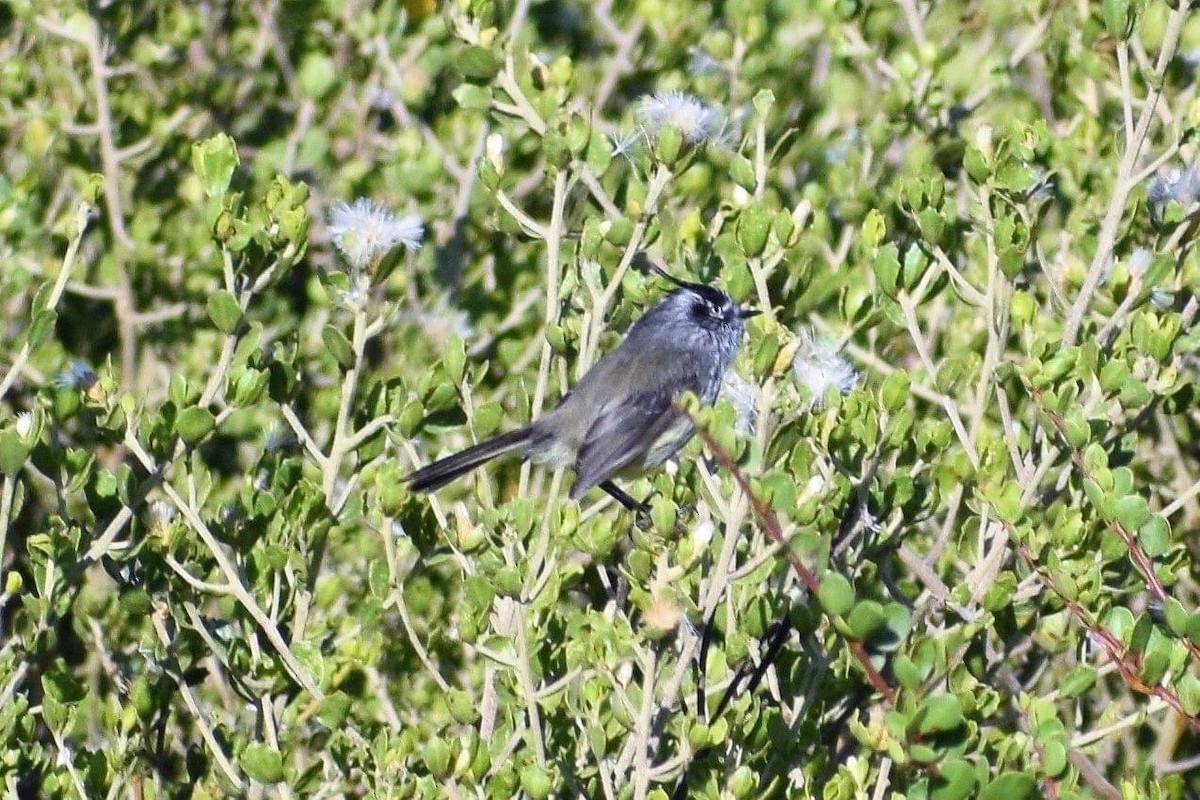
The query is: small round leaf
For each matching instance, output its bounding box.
[207,290,241,334]
[241,743,284,784]
[175,407,216,445]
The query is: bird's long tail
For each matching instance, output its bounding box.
[405,427,534,493]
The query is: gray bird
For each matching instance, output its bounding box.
[405,268,758,510]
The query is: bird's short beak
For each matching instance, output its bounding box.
[737,307,762,319]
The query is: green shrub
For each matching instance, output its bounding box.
[2,0,1200,797]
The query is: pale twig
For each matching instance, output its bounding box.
[1062,4,1190,347]
[164,554,235,596]
[897,292,980,469]
[514,605,548,764]
[1117,43,1135,146]
[630,646,659,800]
[85,275,248,563]
[495,60,547,135]
[930,245,987,307]
[808,313,953,407]
[388,587,452,693]
[281,404,330,468]
[0,201,89,402]
[39,14,140,387]
[1162,475,1200,519]
[124,432,322,697]
[259,693,293,798]
[151,610,245,789]
[592,2,644,112]
[577,164,673,373]
[686,418,896,703]
[494,189,549,238]
[966,186,1010,449]
[574,161,623,220]
[1071,697,1170,748]
[46,724,89,799]
[343,414,394,452]
[744,106,784,319]
[519,169,570,495]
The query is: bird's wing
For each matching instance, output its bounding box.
[569,353,705,499]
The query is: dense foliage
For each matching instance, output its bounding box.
[3,0,1200,796]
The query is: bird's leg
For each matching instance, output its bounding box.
[599,480,650,515]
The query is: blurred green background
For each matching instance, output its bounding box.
[3,0,1200,797]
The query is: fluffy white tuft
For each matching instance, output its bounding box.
[791,329,858,406]
[636,90,732,146]
[328,198,423,270]
[720,371,759,437]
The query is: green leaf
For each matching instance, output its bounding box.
[41,691,67,730]
[322,325,355,370]
[447,689,478,725]
[736,203,772,258]
[730,155,755,192]
[191,133,240,197]
[879,370,910,411]
[315,692,352,729]
[1062,413,1089,448]
[979,772,1038,800]
[0,431,28,476]
[119,589,152,617]
[963,145,990,182]
[873,244,901,294]
[1112,494,1151,531]
[1164,597,1190,636]
[1039,740,1067,777]
[931,757,978,800]
[1057,665,1097,698]
[650,496,677,535]
[452,83,492,111]
[818,572,855,616]
[520,764,553,800]
[861,208,886,249]
[206,290,241,334]
[1140,628,1173,685]
[1082,478,1110,518]
[175,407,216,445]
[1102,0,1133,39]
[910,743,939,763]
[297,53,336,100]
[443,333,466,385]
[424,739,451,779]
[751,88,775,116]
[1178,673,1200,716]
[241,743,284,784]
[893,655,925,691]
[845,600,886,640]
[1139,515,1170,557]
[1186,612,1200,648]
[26,309,57,348]
[291,641,325,686]
[459,45,500,80]
[1081,442,1108,473]
[472,401,504,436]
[911,694,963,735]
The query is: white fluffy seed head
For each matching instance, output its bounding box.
[791,329,859,407]
[328,198,423,270]
[721,371,758,437]
[636,90,731,146]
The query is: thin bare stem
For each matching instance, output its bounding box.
[1062,5,1190,347]
[0,201,89,402]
